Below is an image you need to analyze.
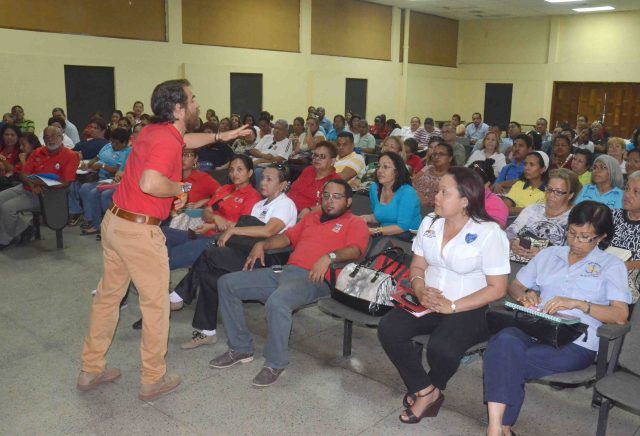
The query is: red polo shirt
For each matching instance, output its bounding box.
[184,170,220,203]
[113,123,183,219]
[284,210,370,280]
[0,146,18,165]
[22,146,79,192]
[206,183,261,227]
[287,166,340,211]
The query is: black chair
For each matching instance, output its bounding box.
[32,188,69,249]
[209,169,229,186]
[350,190,372,215]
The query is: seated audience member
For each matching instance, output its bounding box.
[591,121,609,154]
[348,114,361,134]
[0,126,79,248]
[109,110,123,133]
[611,171,640,306]
[209,179,370,387]
[370,115,389,140]
[469,159,509,228]
[607,137,626,172]
[575,114,589,136]
[170,163,298,348]
[356,119,377,154]
[627,128,640,151]
[131,100,144,125]
[297,117,325,152]
[378,167,510,424]
[229,126,257,156]
[535,117,552,144]
[502,121,522,151]
[288,141,339,218]
[413,138,453,208]
[408,117,428,148]
[357,136,407,187]
[441,122,466,167]
[386,119,403,138]
[360,152,421,239]
[493,134,533,194]
[162,154,261,270]
[11,105,34,134]
[502,151,549,216]
[257,116,273,140]
[248,119,292,164]
[550,134,573,170]
[465,112,489,148]
[526,130,542,151]
[0,125,20,179]
[404,138,424,175]
[73,117,109,160]
[242,113,255,135]
[423,118,442,146]
[230,114,241,130]
[466,131,506,177]
[288,116,305,153]
[12,133,41,176]
[52,107,80,144]
[489,123,509,154]
[76,128,133,235]
[117,116,132,132]
[484,201,629,436]
[198,122,233,170]
[574,127,594,153]
[575,155,624,209]
[316,107,332,134]
[325,115,349,142]
[450,113,461,128]
[571,148,593,187]
[625,148,640,181]
[542,126,561,155]
[506,168,580,264]
[335,132,365,183]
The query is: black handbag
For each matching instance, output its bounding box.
[222,215,266,254]
[486,305,589,348]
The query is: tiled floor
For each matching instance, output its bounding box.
[1,226,639,435]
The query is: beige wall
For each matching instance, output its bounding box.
[1,1,639,133]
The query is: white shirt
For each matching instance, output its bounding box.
[298,130,326,151]
[413,214,510,302]
[254,134,293,160]
[465,150,507,178]
[250,193,297,233]
[575,141,595,153]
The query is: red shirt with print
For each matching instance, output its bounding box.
[206,183,261,226]
[113,123,183,219]
[284,210,370,280]
[184,170,220,203]
[287,166,340,211]
[22,146,79,192]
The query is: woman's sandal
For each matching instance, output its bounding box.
[399,391,445,424]
[402,393,416,408]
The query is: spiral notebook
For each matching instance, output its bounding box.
[504,301,582,325]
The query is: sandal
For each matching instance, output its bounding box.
[402,393,416,408]
[399,392,445,424]
[81,227,99,235]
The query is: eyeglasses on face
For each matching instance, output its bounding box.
[312,153,327,160]
[566,230,599,243]
[321,192,346,200]
[546,188,568,196]
[431,152,448,158]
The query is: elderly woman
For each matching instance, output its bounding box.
[502,151,549,216]
[298,117,325,153]
[571,148,593,187]
[413,138,454,208]
[466,131,506,177]
[607,137,626,172]
[625,149,640,181]
[484,201,630,436]
[507,168,581,264]
[360,152,421,240]
[575,155,624,209]
[378,167,510,424]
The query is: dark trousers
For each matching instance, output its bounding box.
[378,306,489,393]
[483,327,595,426]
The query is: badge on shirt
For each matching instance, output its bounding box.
[423,229,435,238]
[465,233,477,244]
[332,223,343,233]
[584,262,602,277]
[234,197,244,204]
[54,163,60,170]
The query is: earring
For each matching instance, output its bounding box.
[193,163,198,169]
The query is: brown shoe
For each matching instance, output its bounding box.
[77,367,121,391]
[138,373,181,401]
[181,331,217,350]
[170,300,184,311]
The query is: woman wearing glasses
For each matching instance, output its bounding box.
[575,155,624,209]
[506,169,581,265]
[359,151,421,240]
[412,137,454,208]
[484,201,630,436]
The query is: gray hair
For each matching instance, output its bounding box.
[628,170,640,183]
[43,125,63,136]
[594,154,624,189]
[274,119,288,131]
[359,119,369,129]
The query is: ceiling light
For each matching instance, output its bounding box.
[572,6,615,12]
[545,1,582,3]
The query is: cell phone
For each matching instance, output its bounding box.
[519,238,532,249]
[402,293,420,306]
[271,265,283,273]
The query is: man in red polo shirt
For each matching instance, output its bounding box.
[78,79,251,401]
[210,179,370,387]
[0,125,79,248]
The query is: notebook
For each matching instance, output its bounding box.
[605,246,632,262]
[391,289,433,318]
[504,301,582,325]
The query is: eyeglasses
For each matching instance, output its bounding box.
[377,164,395,171]
[312,153,327,160]
[322,192,346,201]
[566,230,599,243]
[546,188,568,196]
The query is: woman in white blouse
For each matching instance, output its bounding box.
[378,166,510,424]
[466,131,506,178]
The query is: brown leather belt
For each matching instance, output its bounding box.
[109,204,161,226]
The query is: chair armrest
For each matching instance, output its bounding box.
[596,322,630,340]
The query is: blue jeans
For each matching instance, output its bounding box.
[161,227,214,270]
[483,327,595,426]
[79,182,99,223]
[68,181,83,214]
[217,265,330,368]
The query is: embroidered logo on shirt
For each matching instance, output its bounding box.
[332,223,343,233]
[465,233,477,244]
[584,262,602,277]
[423,229,436,238]
[234,198,244,204]
[54,163,60,170]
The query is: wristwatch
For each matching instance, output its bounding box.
[181,182,192,193]
[327,252,337,263]
[450,301,457,313]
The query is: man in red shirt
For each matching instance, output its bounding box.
[78,79,251,401]
[0,126,79,248]
[210,179,370,387]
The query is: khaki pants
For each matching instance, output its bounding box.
[81,209,170,385]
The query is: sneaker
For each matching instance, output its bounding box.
[138,373,181,401]
[252,367,285,387]
[132,318,142,330]
[209,349,254,369]
[170,300,184,311]
[77,367,121,391]
[68,214,82,226]
[181,331,217,350]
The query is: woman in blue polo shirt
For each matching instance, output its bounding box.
[483,201,630,436]
[575,155,624,209]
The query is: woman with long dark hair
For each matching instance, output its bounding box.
[378,166,510,425]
